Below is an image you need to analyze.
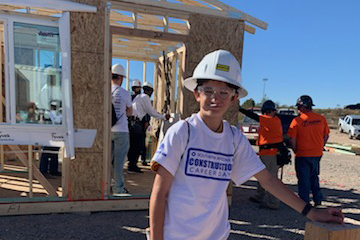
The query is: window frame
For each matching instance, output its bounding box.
[0,12,75,158]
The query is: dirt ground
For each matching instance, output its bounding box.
[0,130,359,240]
[328,129,360,146]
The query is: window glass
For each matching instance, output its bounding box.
[14,22,62,125]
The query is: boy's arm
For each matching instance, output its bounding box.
[254,169,343,223]
[238,106,260,122]
[150,165,174,240]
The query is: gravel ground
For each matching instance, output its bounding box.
[0,149,359,239]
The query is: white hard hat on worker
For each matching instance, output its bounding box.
[132,79,142,88]
[184,50,248,99]
[143,82,153,89]
[111,63,126,78]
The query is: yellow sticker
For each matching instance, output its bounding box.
[216,64,230,72]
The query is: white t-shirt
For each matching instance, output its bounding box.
[111,84,132,133]
[132,93,165,120]
[152,113,265,240]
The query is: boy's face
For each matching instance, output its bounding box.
[194,80,238,118]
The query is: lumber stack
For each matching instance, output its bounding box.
[325,143,360,155]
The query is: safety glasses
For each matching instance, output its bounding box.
[198,86,235,100]
[112,74,123,80]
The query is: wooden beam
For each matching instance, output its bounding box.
[170,53,177,112]
[112,35,183,45]
[7,145,58,196]
[112,39,179,51]
[111,1,189,19]
[28,145,33,198]
[245,24,256,34]
[111,0,268,30]
[103,4,112,199]
[110,26,188,42]
[178,0,210,8]
[111,12,188,32]
[113,50,160,62]
[0,198,149,216]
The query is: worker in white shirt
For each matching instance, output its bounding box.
[127,82,170,173]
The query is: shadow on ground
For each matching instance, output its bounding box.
[0,180,358,240]
[228,180,360,240]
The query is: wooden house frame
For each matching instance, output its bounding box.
[0,0,267,215]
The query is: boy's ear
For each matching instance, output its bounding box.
[230,93,239,104]
[194,90,201,102]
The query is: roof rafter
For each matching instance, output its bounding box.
[111,0,267,30]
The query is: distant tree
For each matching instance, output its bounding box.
[241,98,255,109]
[345,103,360,109]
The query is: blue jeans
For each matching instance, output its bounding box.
[295,156,323,204]
[111,132,130,194]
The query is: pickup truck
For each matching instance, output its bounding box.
[338,115,360,139]
[237,108,261,143]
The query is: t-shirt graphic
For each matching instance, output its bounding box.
[185,148,233,181]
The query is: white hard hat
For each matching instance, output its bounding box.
[111,63,126,77]
[132,79,142,88]
[184,50,248,99]
[143,82,153,89]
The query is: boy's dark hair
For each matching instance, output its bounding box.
[195,79,240,92]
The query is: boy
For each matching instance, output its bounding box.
[149,50,343,240]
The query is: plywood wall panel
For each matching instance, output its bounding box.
[182,14,245,125]
[70,0,106,200]
[71,52,104,105]
[70,1,105,54]
[69,152,103,200]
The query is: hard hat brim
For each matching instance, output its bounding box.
[184,76,248,99]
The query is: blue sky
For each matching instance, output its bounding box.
[114,0,360,109]
[223,0,360,108]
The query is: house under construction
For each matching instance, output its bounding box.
[0,0,267,215]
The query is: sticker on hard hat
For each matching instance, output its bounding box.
[216,64,230,72]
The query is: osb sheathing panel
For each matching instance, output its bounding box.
[70,0,105,200]
[182,14,245,125]
[71,52,104,105]
[70,0,105,54]
[69,152,103,200]
[73,101,104,153]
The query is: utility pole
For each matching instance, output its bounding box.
[262,78,268,100]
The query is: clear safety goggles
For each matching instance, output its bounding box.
[198,86,235,100]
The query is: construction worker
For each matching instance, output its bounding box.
[287,95,330,206]
[111,63,132,195]
[130,79,150,165]
[239,100,285,209]
[149,50,343,240]
[128,82,170,173]
[131,79,142,101]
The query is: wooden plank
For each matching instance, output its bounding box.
[111,0,268,30]
[245,24,256,34]
[111,1,189,20]
[28,145,33,198]
[112,51,158,62]
[110,12,188,31]
[112,34,184,44]
[7,145,58,196]
[110,26,188,42]
[304,221,360,240]
[104,6,112,198]
[170,53,177,113]
[0,198,149,216]
[113,38,181,50]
